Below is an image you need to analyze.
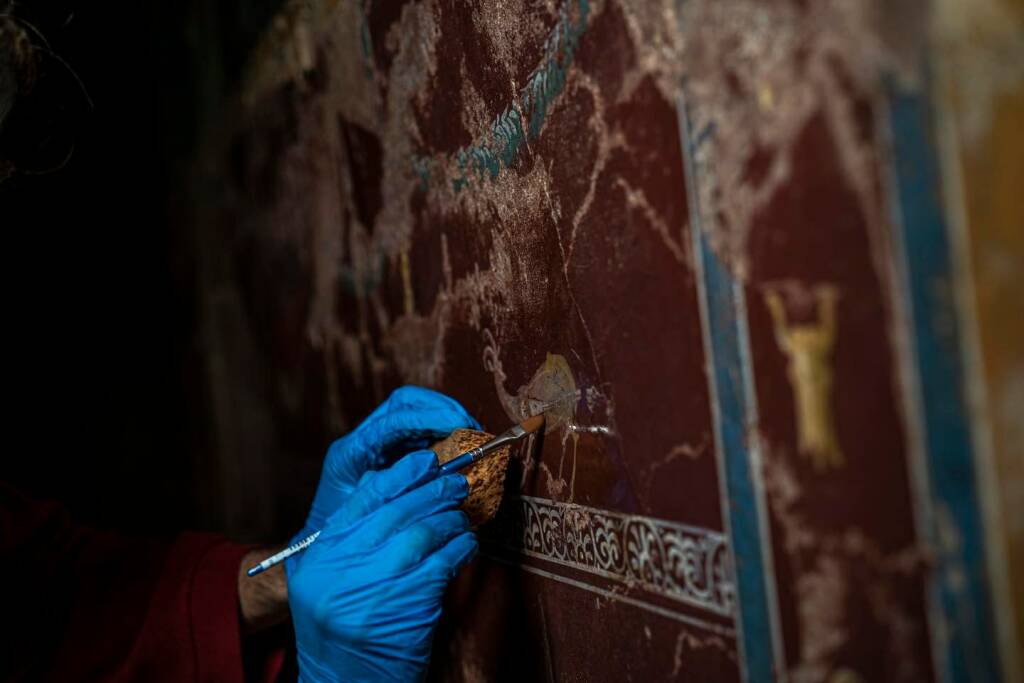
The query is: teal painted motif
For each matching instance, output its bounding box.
[413,0,589,192]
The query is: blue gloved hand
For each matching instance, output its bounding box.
[301,386,480,538]
[287,449,477,683]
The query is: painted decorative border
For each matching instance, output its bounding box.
[496,496,735,618]
[676,91,785,682]
[884,81,1003,683]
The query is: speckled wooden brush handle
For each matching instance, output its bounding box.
[431,428,511,527]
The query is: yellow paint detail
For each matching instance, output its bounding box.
[765,286,843,470]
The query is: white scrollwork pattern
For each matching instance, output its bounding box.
[500,496,735,617]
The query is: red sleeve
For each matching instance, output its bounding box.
[1,481,286,682]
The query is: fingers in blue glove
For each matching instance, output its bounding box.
[360,387,482,446]
[325,387,481,486]
[411,528,478,580]
[365,386,480,425]
[376,510,472,575]
[288,458,479,683]
[330,449,439,531]
[303,386,480,536]
[325,474,469,552]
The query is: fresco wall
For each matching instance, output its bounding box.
[184,0,1023,680]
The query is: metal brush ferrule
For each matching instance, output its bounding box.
[470,425,525,462]
[437,424,528,475]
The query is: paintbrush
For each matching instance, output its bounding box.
[438,413,544,474]
[246,413,545,577]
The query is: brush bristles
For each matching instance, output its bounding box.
[520,413,545,434]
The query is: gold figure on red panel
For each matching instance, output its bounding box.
[764,284,843,470]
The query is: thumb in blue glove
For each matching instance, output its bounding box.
[303,386,480,537]
[288,449,477,683]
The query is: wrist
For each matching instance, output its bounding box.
[238,546,290,635]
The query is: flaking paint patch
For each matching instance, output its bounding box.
[616,0,683,103]
[473,0,548,76]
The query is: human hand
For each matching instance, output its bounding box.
[301,386,479,539]
[287,449,477,682]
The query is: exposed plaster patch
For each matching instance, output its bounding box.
[375,0,442,256]
[481,330,579,430]
[616,0,683,103]
[459,57,494,136]
[678,0,926,278]
[670,627,737,677]
[474,0,549,72]
[792,555,848,683]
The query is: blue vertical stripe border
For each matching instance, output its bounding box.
[677,95,784,683]
[885,80,1003,683]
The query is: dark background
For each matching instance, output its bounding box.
[1,0,283,537]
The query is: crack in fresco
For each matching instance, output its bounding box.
[640,437,709,499]
[615,177,687,265]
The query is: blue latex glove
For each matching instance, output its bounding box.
[287,449,477,683]
[300,386,480,538]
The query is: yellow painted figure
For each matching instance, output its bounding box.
[765,286,842,470]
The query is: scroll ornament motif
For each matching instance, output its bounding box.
[511,496,735,617]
